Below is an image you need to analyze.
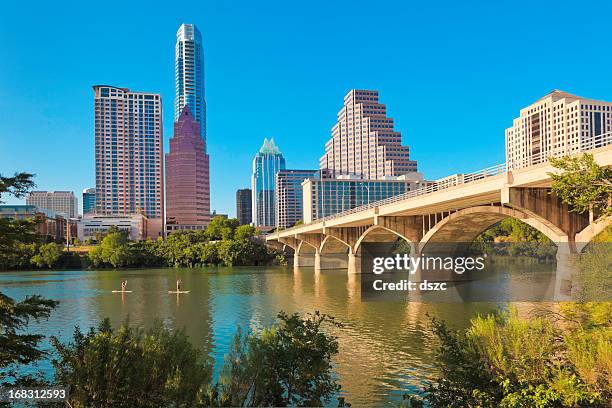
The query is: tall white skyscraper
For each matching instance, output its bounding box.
[319,90,418,179]
[175,24,206,138]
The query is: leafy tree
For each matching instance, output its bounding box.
[31,242,62,268]
[549,153,612,217]
[217,239,271,267]
[0,292,58,385]
[216,311,344,407]
[0,172,35,203]
[51,319,212,408]
[206,217,239,241]
[88,230,132,268]
[234,225,257,241]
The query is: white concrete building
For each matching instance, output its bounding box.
[506,90,612,169]
[77,213,148,242]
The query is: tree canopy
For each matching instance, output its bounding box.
[549,153,612,217]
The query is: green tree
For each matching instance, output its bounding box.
[88,230,133,268]
[549,153,612,217]
[206,217,239,241]
[31,242,62,268]
[234,225,257,241]
[0,172,35,203]
[216,311,344,407]
[51,319,212,408]
[0,292,58,385]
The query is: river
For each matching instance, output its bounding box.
[1,265,548,406]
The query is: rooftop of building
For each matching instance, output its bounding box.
[258,138,282,155]
[532,89,612,105]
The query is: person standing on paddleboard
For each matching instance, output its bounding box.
[176,279,182,292]
[121,280,127,291]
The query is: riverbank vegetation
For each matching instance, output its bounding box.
[86,217,283,269]
[403,303,611,407]
[0,288,346,407]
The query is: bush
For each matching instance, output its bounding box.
[51,319,212,408]
[409,306,611,407]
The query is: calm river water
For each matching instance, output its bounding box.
[1,266,546,406]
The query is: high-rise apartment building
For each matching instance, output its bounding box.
[93,85,164,238]
[252,138,286,229]
[82,188,96,215]
[165,106,211,232]
[275,169,319,229]
[506,90,612,169]
[236,189,252,225]
[320,90,417,179]
[26,191,78,218]
[175,24,206,137]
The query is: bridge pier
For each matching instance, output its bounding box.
[294,253,315,267]
[554,242,580,300]
[347,251,361,274]
[315,252,349,270]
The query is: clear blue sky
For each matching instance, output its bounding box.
[2,0,612,216]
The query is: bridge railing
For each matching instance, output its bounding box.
[318,163,508,222]
[508,131,612,169]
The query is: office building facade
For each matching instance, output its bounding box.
[165,106,211,232]
[236,189,252,225]
[175,24,206,137]
[320,90,418,179]
[302,173,427,223]
[251,138,286,229]
[506,90,612,169]
[82,188,96,215]
[93,85,164,238]
[275,169,319,229]
[26,191,78,218]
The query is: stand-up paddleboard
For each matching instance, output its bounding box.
[168,291,190,294]
[112,290,133,293]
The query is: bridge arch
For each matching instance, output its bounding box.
[419,205,567,252]
[296,240,318,255]
[354,225,417,254]
[320,235,351,254]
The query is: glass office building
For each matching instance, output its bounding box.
[302,174,427,223]
[82,188,96,215]
[175,24,206,138]
[275,169,319,229]
[251,138,285,229]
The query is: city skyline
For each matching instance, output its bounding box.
[3,1,612,216]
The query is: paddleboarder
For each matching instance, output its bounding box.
[121,279,127,292]
[176,279,182,292]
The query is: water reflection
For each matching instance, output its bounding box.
[0,267,500,406]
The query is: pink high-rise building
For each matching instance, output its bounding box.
[165,106,211,232]
[320,90,417,179]
[93,85,164,239]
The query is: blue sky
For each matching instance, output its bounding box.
[2,0,612,216]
